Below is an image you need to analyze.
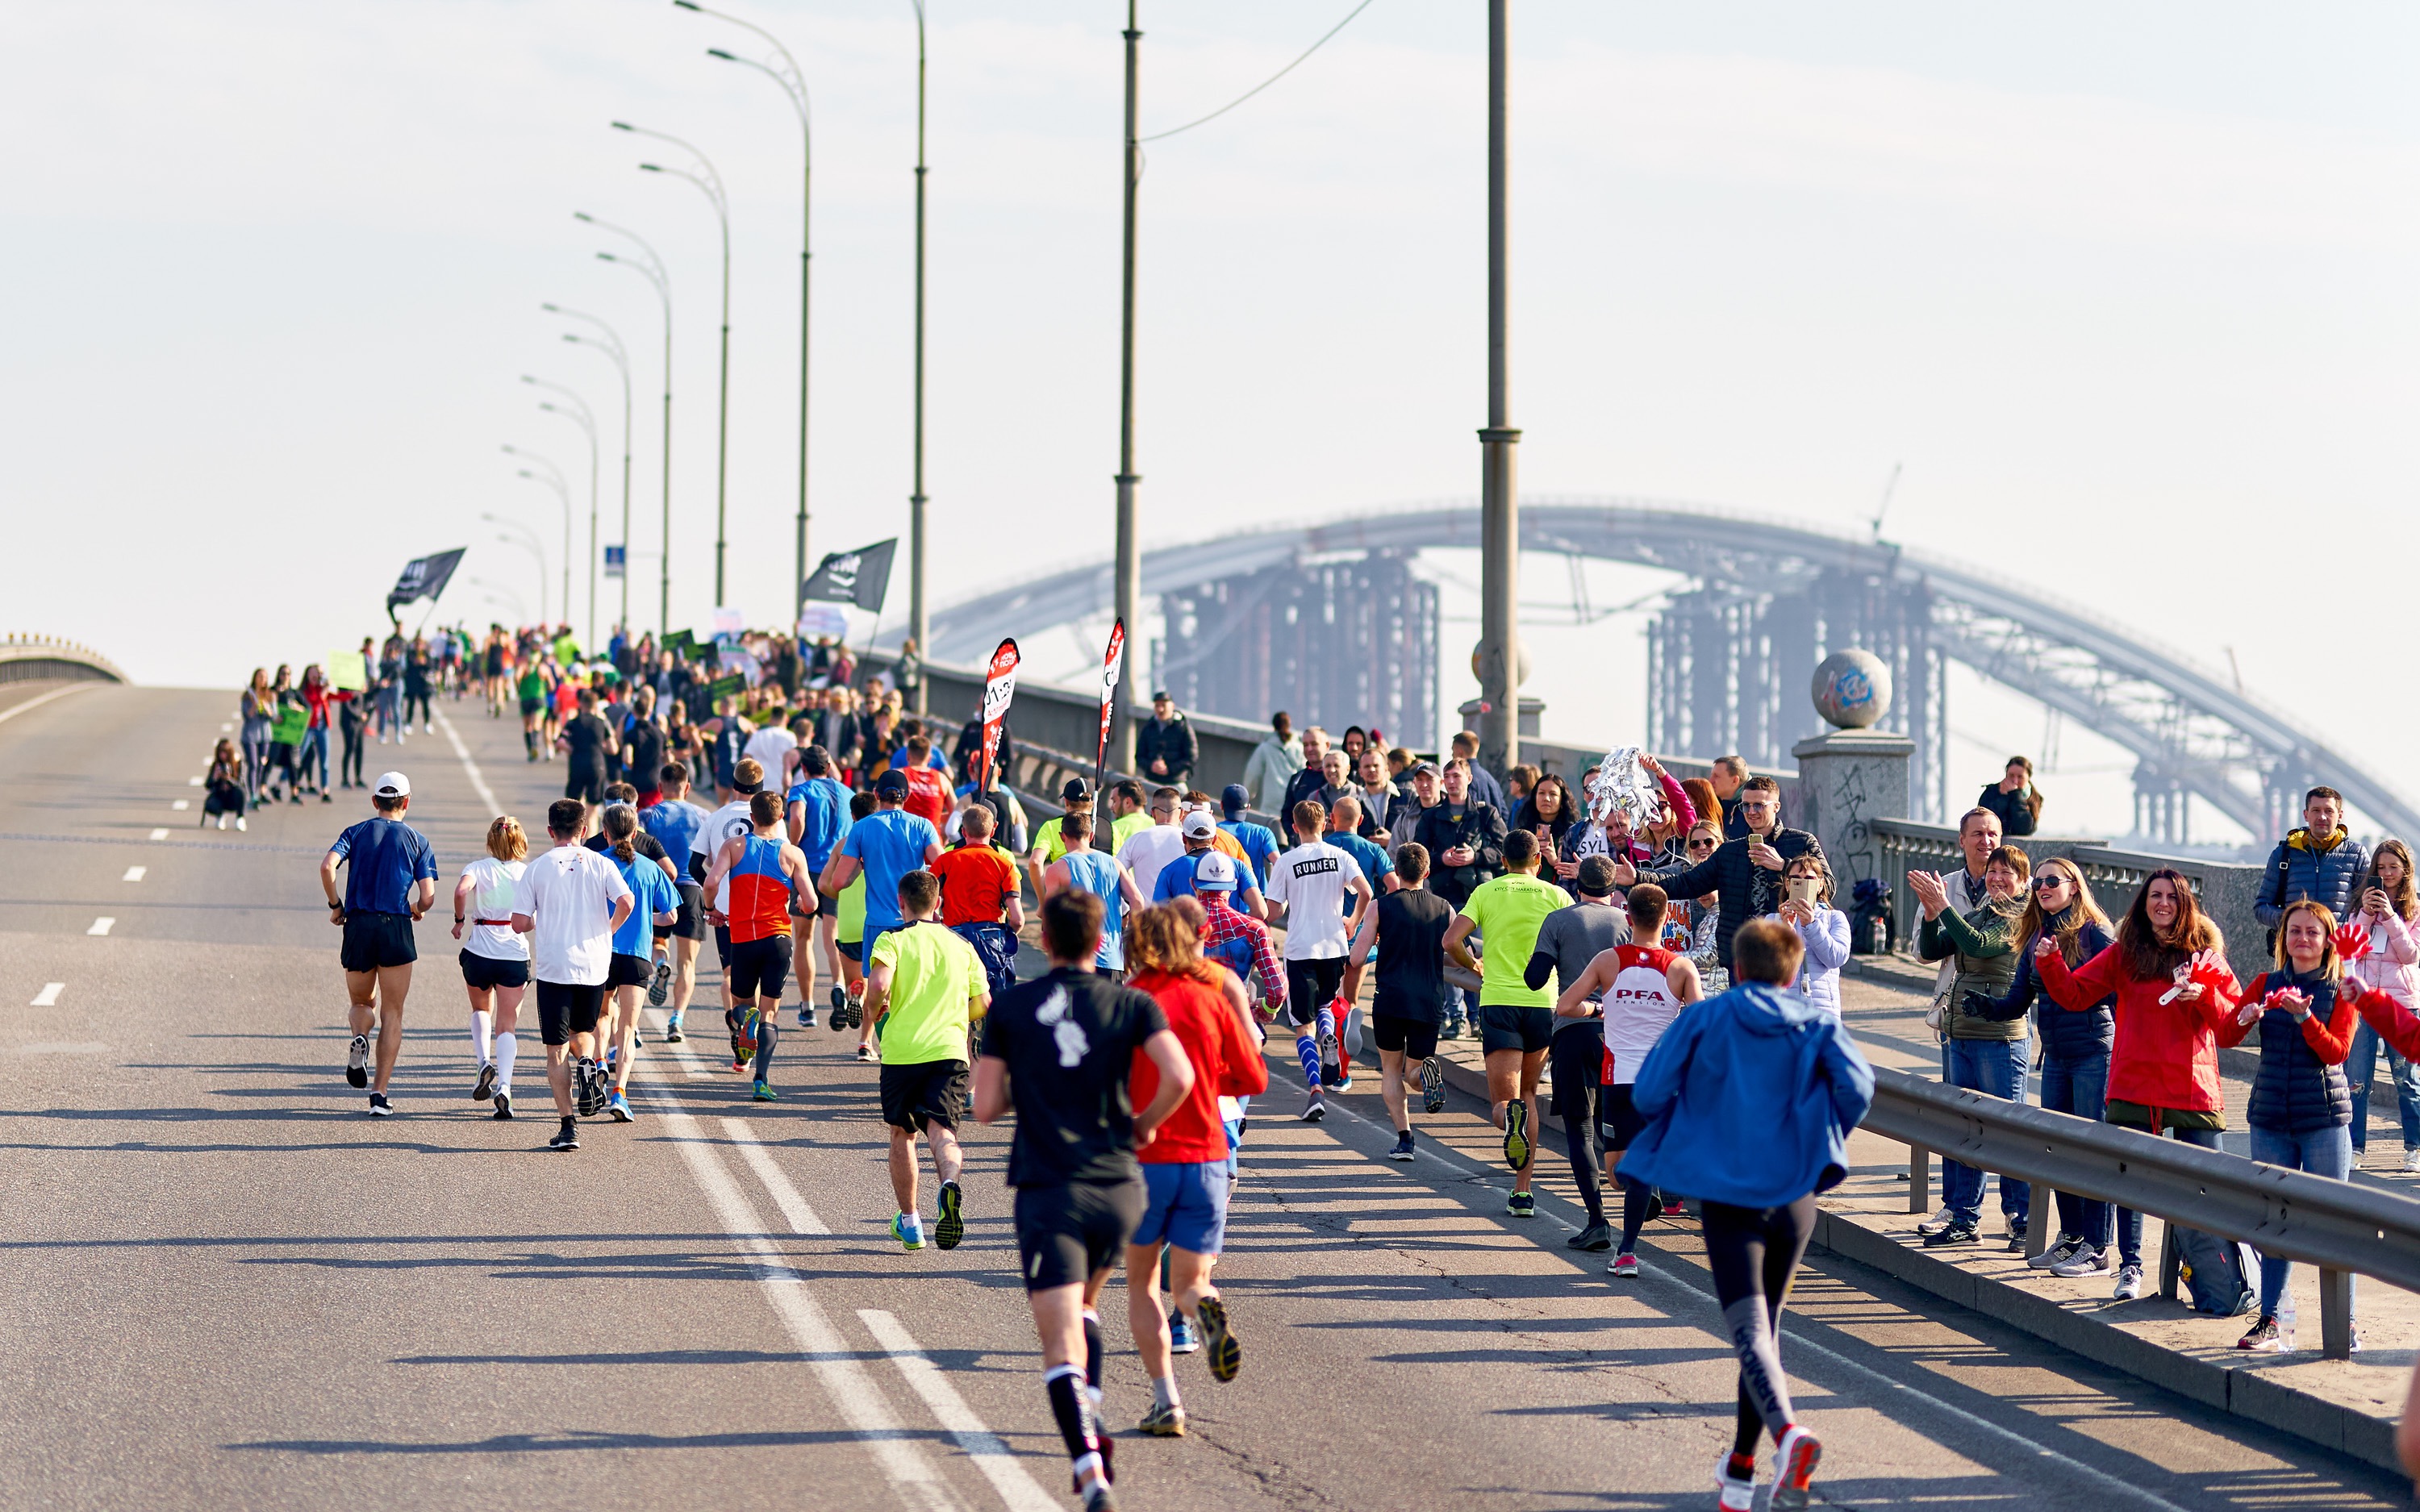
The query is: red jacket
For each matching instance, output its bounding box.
[1129,968,1268,1165]
[2039,943,2240,1117]
[2350,984,2420,1063]
[2220,972,2356,1062]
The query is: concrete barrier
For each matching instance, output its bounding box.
[0,635,126,686]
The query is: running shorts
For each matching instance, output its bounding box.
[672,882,707,941]
[1600,1082,1649,1150]
[812,890,839,921]
[564,766,607,804]
[714,923,733,969]
[1283,958,1346,1027]
[1013,1177,1145,1293]
[728,936,790,1001]
[340,910,418,972]
[535,980,607,1046]
[1550,1018,1605,1123]
[458,949,528,991]
[878,1058,970,1134]
[1371,1014,1437,1062]
[1135,1160,1229,1256]
[1479,1002,1553,1056]
[837,939,863,963]
[607,952,653,989]
[519,695,544,717]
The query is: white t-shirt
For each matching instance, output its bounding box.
[1117,823,1189,902]
[460,856,528,961]
[742,728,798,789]
[513,843,632,985]
[691,798,756,912]
[1267,839,1356,960]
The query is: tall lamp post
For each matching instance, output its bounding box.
[524,378,599,652]
[539,304,634,635]
[484,517,550,627]
[617,121,733,610]
[577,212,674,635]
[682,1,814,633]
[1475,0,1521,777]
[501,449,573,637]
[1112,0,1142,770]
[908,0,929,712]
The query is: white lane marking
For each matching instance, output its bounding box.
[722,1118,833,1235]
[647,1006,720,1080]
[122,866,147,882]
[0,682,95,727]
[432,709,500,816]
[221,723,233,733]
[148,828,169,841]
[188,776,202,786]
[859,1310,1060,1512]
[30,983,64,1006]
[171,801,190,811]
[87,918,115,936]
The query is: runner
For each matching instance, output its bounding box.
[1040,810,1148,982]
[1263,801,1374,1121]
[1116,787,1187,902]
[515,655,549,762]
[451,815,530,1119]
[896,732,953,831]
[703,789,819,1100]
[785,744,852,1029]
[830,791,878,1035]
[1124,904,1269,1434]
[557,687,618,830]
[640,760,711,1042]
[690,756,769,1039]
[820,768,945,1060]
[319,771,438,1116]
[1620,917,1871,1511]
[974,889,1195,1512]
[1152,810,1267,918]
[1340,842,1454,1159]
[1216,784,1279,893]
[1524,856,1634,1249]
[595,802,680,1121]
[482,627,509,718]
[511,798,636,1151]
[1024,778,1097,898]
[1442,828,1572,1214]
[864,868,991,1250]
[933,802,1024,999]
[583,783,678,1074]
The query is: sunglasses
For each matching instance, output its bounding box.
[2032,876,2070,890]
[1688,839,1719,852]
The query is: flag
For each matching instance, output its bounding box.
[977,638,1020,793]
[387,548,465,616]
[802,538,899,613]
[1091,619,1125,815]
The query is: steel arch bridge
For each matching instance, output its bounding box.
[917,497,2413,844]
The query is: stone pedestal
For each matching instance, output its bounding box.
[1792,728,1913,892]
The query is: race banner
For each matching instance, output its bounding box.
[976,637,1020,794]
[386,548,465,618]
[1091,619,1125,818]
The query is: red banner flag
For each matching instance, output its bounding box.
[1092,619,1126,815]
[976,637,1020,794]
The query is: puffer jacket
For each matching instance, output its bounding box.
[2222,968,2355,1134]
[2040,942,2243,1118]
[2254,827,2370,930]
[1975,782,2040,837]
[1966,914,2116,1060]
[2345,906,2420,1011]
[1646,827,1825,971]
[1920,894,2027,1041]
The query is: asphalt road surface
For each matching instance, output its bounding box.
[2,681,2411,1510]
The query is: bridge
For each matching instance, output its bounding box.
[915,498,2411,846]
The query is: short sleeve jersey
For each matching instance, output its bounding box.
[330,817,438,916]
[459,857,528,960]
[1327,831,1394,903]
[1219,819,1280,891]
[869,921,987,1067]
[933,843,1018,927]
[611,850,679,957]
[983,967,1170,1188]
[513,843,633,985]
[691,798,756,910]
[642,798,709,868]
[840,809,943,932]
[1530,901,1629,1035]
[1266,839,1357,960]
[1458,873,1575,1008]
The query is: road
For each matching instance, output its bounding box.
[0,681,2410,1510]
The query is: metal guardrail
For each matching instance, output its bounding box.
[1867,1066,2420,1356]
[0,635,125,686]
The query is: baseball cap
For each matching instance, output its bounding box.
[1195,852,1237,891]
[874,768,910,799]
[1152,689,1170,702]
[1181,810,1216,839]
[1060,777,1092,805]
[1408,760,1441,779]
[1220,782,1250,815]
[373,771,411,798]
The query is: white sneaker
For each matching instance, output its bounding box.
[2404,1149,2420,1175]
[2026,1234,2083,1270]
[2051,1247,2112,1278]
[1916,1204,1955,1237]
[1714,1452,1758,1511]
[2112,1264,2144,1301]
[236,816,247,831]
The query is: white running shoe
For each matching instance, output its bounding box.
[1915,1204,1955,1237]
[2404,1149,2420,1175]
[2051,1247,2112,1279]
[2112,1264,2145,1301]
[2026,1234,2083,1270]
[1714,1452,1758,1511]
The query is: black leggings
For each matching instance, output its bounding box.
[1701,1195,1817,1457]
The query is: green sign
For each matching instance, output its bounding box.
[707,673,746,700]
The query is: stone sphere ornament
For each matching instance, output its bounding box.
[1811,648,1892,730]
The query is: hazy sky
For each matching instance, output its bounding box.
[7,2,2416,838]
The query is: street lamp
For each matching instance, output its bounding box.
[1475,0,1521,776]
[682,0,814,632]
[482,518,549,626]
[576,212,674,635]
[524,375,601,652]
[908,0,929,712]
[1112,0,1142,769]
[617,121,733,610]
[499,448,572,635]
[469,577,528,625]
[543,305,636,636]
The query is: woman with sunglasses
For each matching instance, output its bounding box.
[1911,843,2034,1251]
[1960,856,2117,1276]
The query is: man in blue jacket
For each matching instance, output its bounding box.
[2254,786,2368,937]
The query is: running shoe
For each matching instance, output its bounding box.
[935,1181,965,1250]
[1079,1482,1117,1512]
[1502,1100,1531,1172]
[493,1091,513,1121]
[367,1093,392,1117]
[1915,1204,1955,1238]
[726,1006,754,1066]
[855,1043,874,1063]
[797,1005,816,1031]
[1420,1058,1446,1114]
[663,1014,685,1043]
[1921,1221,1978,1248]
[549,1118,580,1152]
[1567,1222,1613,1252]
[753,1081,778,1102]
[892,1211,925,1251]
[473,1063,498,1102]
[1333,1073,1354,1093]
[1770,1424,1821,1510]
[607,1091,633,1123]
[1506,1192,1536,1218]
[1608,1252,1640,1279]
[1197,1295,1241,1382]
[1387,1131,1416,1162]
[2027,1234,2083,1270]
[1137,1401,1186,1437]
[575,1059,607,1118]
[648,961,671,1007]
[2112,1264,2145,1301]
[345,1034,369,1089]
[2050,1247,2110,1278]
[1299,1091,1325,1123]
[2235,1315,2290,1352]
[1168,1311,1199,1354]
[1715,1452,1759,1511]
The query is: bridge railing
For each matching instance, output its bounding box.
[0,635,126,686]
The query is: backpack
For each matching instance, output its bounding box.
[2172,1227,2259,1316]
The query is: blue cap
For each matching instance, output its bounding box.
[1221,783,1250,815]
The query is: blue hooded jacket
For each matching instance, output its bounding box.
[1621,979,1876,1208]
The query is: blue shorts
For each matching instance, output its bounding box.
[1136,1160,1229,1256]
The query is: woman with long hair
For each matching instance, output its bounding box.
[2038,868,2241,1301]
[453,816,531,1119]
[202,739,248,831]
[238,668,277,810]
[1515,773,1581,883]
[1771,852,1850,1018]
[2343,839,2420,1172]
[299,664,333,802]
[1913,844,2034,1250]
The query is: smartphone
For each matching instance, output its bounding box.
[1787,876,1820,909]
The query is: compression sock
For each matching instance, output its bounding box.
[1566,1112,1606,1226]
[1734,1385,1763,1460]
[1617,1174,1654,1254]
[470,1009,492,1064]
[1315,1004,1337,1062]
[1083,1309,1105,1395]
[1727,1444,1758,1480]
[1043,1364,1104,1483]
[1723,1297,1797,1441]
[1295,1035,1323,1091]
[495,1032,518,1091]
[753,1014,778,1081]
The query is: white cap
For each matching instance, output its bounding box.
[1181,810,1216,839]
[373,771,411,798]
[1195,852,1238,890]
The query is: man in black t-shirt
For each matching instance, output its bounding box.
[976,889,1191,1512]
[1341,842,1457,1160]
[555,688,619,823]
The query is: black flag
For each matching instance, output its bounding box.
[387,548,466,617]
[802,538,898,613]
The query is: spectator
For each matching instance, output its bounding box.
[2222,899,2359,1352]
[1384,745,1414,781]
[1671,820,1726,991]
[1681,776,1721,847]
[1512,773,1581,883]
[894,635,923,709]
[1963,856,2117,1277]
[2255,786,2369,937]
[1242,713,1304,814]
[1279,727,1334,846]
[1353,749,1400,840]
[1339,726,1369,764]
[2038,868,2241,1302]
[2345,841,2420,1173]
[1913,808,2005,1027]
[1415,760,1507,1040]
[952,697,1012,790]
[1626,776,1821,974]
[1447,731,1509,814]
[1976,756,2043,837]
[1504,764,1539,812]
[1387,760,1442,856]
[1912,843,2033,1250]
[239,668,277,809]
[1136,690,1199,790]
[1771,852,1850,1018]
[202,738,248,831]
[1709,755,1750,839]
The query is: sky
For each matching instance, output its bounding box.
[6,2,2417,840]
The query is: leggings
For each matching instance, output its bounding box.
[240,725,273,805]
[404,688,432,727]
[1701,1194,1817,1457]
[339,725,365,786]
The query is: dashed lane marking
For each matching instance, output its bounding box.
[721,1118,832,1235]
[86,918,115,936]
[148,828,169,840]
[122,866,147,882]
[172,801,189,811]
[188,776,202,786]
[30,983,64,1007]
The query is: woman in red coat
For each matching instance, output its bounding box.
[2038,868,2241,1302]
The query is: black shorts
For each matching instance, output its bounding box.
[1283,958,1346,1027]
[1600,1081,1648,1149]
[670,882,707,941]
[607,952,653,989]
[728,935,791,1001]
[1371,1014,1437,1061]
[519,695,544,717]
[880,1059,970,1134]
[1480,1002,1553,1056]
[565,767,607,803]
[838,939,863,963]
[812,890,840,921]
[534,980,607,1046]
[714,923,733,969]
[1014,1177,1146,1293]
[340,910,418,972]
[458,949,528,991]
[1550,1019,1604,1123]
